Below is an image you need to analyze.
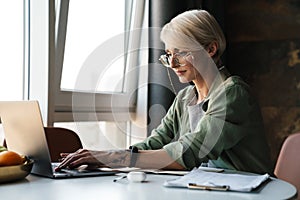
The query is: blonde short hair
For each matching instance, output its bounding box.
[160,9,226,64]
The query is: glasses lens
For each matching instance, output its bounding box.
[159,54,170,67]
[175,51,190,58]
[159,52,192,67]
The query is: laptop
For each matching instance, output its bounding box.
[0,100,116,178]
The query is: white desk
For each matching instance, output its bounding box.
[0,173,297,200]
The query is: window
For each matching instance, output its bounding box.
[60,0,126,93]
[54,0,144,120]
[52,0,148,148]
[0,0,24,144]
[0,0,148,149]
[0,1,24,101]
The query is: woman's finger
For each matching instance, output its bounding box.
[55,150,84,171]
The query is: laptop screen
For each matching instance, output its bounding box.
[0,101,53,177]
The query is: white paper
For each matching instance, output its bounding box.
[164,168,270,192]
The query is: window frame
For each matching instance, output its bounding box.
[52,0,145,124]
[26,0,147,131]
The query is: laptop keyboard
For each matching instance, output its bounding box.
[52,163,105,174]
[50,163,117,178]
[52,163,82,174]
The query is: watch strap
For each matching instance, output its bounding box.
[129,146,139,167]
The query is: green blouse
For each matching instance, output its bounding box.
[133,75,272,174]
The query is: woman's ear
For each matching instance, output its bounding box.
[207,42,218,57]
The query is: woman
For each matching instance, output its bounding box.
[56,9,272,174]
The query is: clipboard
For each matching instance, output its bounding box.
[164,168,270,192]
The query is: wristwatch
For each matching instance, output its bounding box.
[129,146,139,167]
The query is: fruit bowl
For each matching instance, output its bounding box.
[0,158,34,183]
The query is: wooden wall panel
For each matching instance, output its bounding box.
[225,0,300,165]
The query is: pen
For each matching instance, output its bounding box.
[188,183,229,191]
[113,175,127,182]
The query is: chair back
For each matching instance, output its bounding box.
[274,132,300,195]
[44,127,83,162]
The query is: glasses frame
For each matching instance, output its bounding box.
[159,51,193,68]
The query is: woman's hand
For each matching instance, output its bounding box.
[55,149,130,171]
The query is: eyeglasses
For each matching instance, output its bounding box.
[159,51,192,68]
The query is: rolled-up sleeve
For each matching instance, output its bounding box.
[134,97,181,150]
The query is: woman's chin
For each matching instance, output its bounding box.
[178,77,191,83]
